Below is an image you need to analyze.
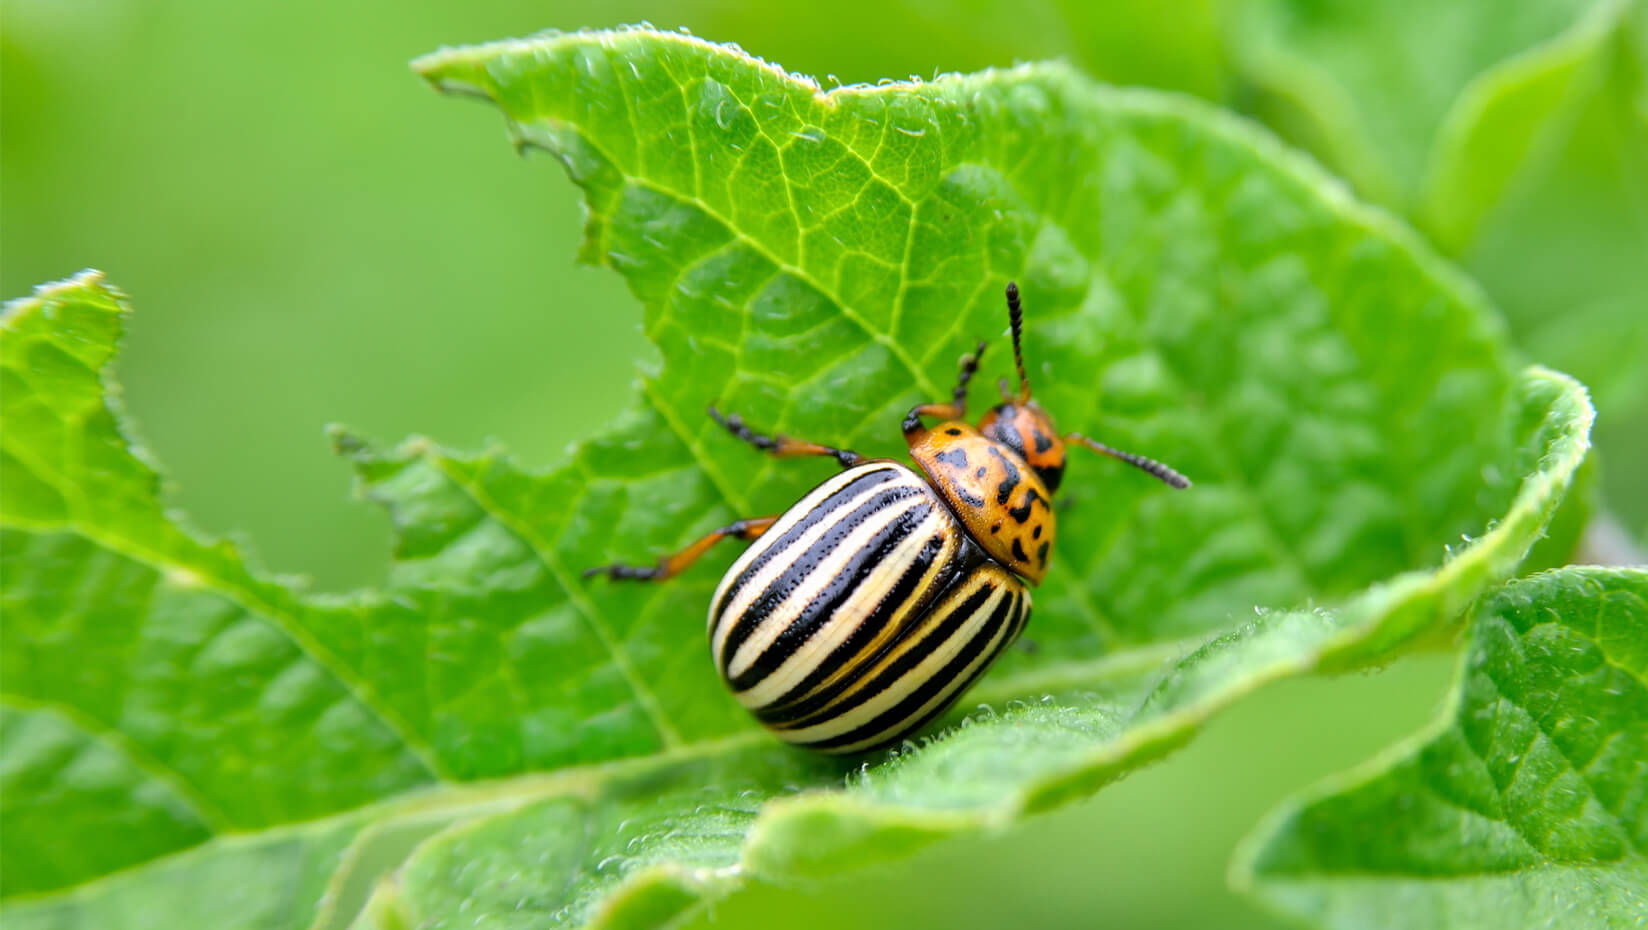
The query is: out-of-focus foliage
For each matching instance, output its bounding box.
[1229,0,1648,536]
[2,2,1643,929]
[1239,567,1648,929]
[0,28,1602,930]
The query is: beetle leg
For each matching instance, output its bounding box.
[584,516,779,582]
[902,341,987,439]
[708,407,863,468]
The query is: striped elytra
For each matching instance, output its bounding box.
[707,462,1031,753]
[585,283,1189,754]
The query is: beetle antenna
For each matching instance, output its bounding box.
[1065,433,1192,489]
[1005,281,1031,402]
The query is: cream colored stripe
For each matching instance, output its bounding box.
[778,576,1008,743]
[733,508,946,710]
[706,464,903,654]
[706,464,883,627]
[725,495,927,682]
[828,587,1020,753]
[806,571,992,722]
[775,526,961,708]
[708,476,910,670]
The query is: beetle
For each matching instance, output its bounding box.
[586,283,1190,754]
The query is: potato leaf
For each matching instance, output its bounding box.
[1237,566,1648,929]
[1230,0,1648,531]
[0,28,1594,929]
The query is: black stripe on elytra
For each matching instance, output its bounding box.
[727,502,931,692]
[1006,487,1040,523]
[988,446,1022,505]
[841,589,1025,753]
[934,447,969,469]
[804,582,1017,752]
[780,576,998,732]
[754,533,959,725]
[1007,589,1031,644]
[710,466,902,625]
[717,484,924,671]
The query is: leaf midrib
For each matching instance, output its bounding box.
[0,622,1196,913]
[572,56,944,402]
[423,454,686,749]
[1478,611,1646,858]
[0,693,230,833]
[0,514,451,784]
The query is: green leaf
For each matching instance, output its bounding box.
[0,275,436,902]
[1419,0,1641,251]
[1459,3,1648,532]
[1229,0,1648,531]
[1235,566,1648,929]
[344,361,1591,930]
[0,28,1594,929]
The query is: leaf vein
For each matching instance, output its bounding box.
[0,516,450,783]
[558,117,944,400]
[0,694,233,834]
[422,456,685,750]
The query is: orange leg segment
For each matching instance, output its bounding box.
[584,516,779,583]
[903,340,986,440]
[709,407,862,468]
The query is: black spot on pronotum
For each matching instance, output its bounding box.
[983,407,1030,462]
[1032,524,1042,539]
[1036,462,1064,493]
[934,448,969,469]
[955,485,986,508]
[990,521,1001,534]
[1033,430,1053,453]
[1006,488,1040,523]
[988,447,1021,505]
[1036,541,1050,565]
[1011,539,1029,563]
[975,466,987,478]
[945,427,962,436]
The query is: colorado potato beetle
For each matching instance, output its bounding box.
[587,283,1190,753]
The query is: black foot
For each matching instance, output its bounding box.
[582,562,663,582]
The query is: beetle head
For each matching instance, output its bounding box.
[978,282,1067,492]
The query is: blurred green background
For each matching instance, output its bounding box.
[3,0,1640,926]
